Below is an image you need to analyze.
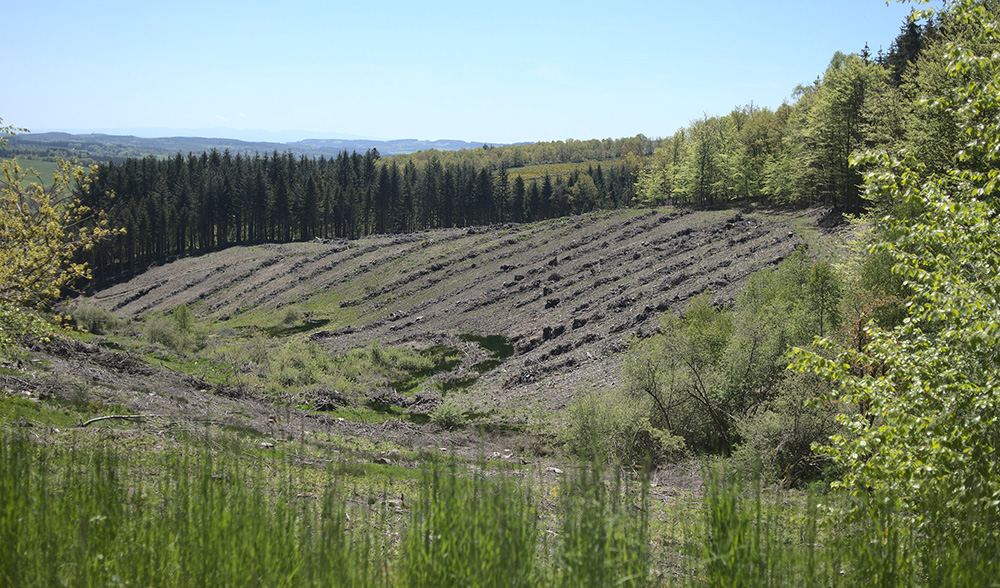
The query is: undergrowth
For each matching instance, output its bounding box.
[3,428,995,587]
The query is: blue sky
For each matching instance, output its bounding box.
[3,0,920,144]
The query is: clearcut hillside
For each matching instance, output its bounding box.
[85,205,838,424]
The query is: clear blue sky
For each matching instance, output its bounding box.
[3,0,920,144]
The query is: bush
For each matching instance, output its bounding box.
[143,308,204,354]
[731,372,842,486]
[144,315,184,351]
[280,306,302,326]
[266,340,327,392]
[68,303,121,335]
[0,303,51,359]
[429,402,466,431]
[563,388,684,466]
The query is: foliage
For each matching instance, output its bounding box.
[400,460,538,588]
[694,467,1000,588]
[172,303,193,333]
[626,250,843,457]
[0,432,391,588]
[0,302,52,359]
[1,157,121,309]
[562,387,684,466]
[143,306,205,355]
[731,372,843,485]
[553,462,650,588]
[280,305,303,326]
[428,401,467,431]
[79,148,633,282]
[0,120,119,358]
[67,302,122,335]
[792,0,1000,558]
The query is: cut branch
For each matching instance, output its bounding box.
[78,414,161,427]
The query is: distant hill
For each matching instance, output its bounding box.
[2,132,502,162]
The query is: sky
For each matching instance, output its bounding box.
[3,0,920,144]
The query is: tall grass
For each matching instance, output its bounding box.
[695,468,1000,588]
[3,429,998,587]
[400,461,538,588]
[0,432,388,588]
[553,461,650,587]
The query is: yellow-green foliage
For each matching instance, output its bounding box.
[793,0,1000,559]
[67,303,122,335]
[0,158,123,309]
[507,160,623,182]
[142,304,213,357]
[563,387,684,466]
[0,303,51,359]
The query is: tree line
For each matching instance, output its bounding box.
[635,10,940,213]
[78,148,634,281]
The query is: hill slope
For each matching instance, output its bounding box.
[87,206,831,422]
[4,132,497,160]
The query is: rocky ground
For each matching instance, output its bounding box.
[86,205,837,422]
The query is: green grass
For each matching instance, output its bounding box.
[1,157,62,189]
[2,426,998,587]
[387,344,462,393]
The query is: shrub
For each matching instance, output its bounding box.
[266,340,327,392]
[0,303,51,359]
[731,372,842,486]
[144,315,184,351]
[280,306,302,326]
[429,401,466,431]
[143,309,204,354]
[68,303,121,335]
[563,388,684,466]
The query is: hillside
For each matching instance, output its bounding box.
[83,205,835,425]
[2,132,497,160]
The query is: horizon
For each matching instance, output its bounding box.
[19,127,515,147]
[5,1,920,144]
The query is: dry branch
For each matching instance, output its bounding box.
[78,414,162,427]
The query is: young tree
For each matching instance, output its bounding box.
[793,0,1000,554]
[1,157,121,309]
[0,119,123,356]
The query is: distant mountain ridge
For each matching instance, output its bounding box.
[5,132,503,159]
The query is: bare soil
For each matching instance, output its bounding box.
[86,206,835,420]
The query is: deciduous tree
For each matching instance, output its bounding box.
[793,0,1000,552]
